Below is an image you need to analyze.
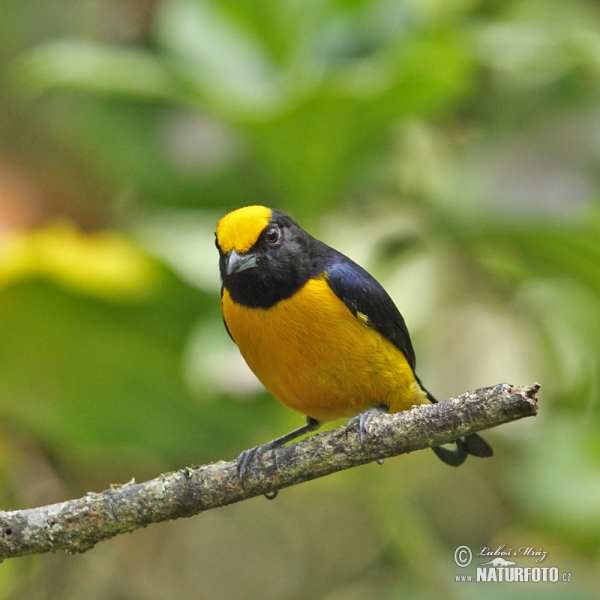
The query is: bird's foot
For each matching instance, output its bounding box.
[236,444,262,488]
[345,405,388,457]
[235,416,321,500]
[236,443,279,498]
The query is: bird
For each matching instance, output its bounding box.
[215,205,493,489]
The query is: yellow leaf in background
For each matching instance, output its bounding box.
[0,222,160,301]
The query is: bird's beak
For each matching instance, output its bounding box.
[226,249,258,275]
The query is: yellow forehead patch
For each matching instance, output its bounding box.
[216,205,273,254]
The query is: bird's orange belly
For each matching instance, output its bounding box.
[222,276,429,423]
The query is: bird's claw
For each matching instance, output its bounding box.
[345,406,388,454]
[345,412,373,451]
[236,446,260,489]
[235,416,321,500]
[236,444,279,499]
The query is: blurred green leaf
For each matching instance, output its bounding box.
[157,0,282,115]
[12,40,188,104]
[460,221,600,299]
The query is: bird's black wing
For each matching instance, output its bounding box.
[322,249,417,370]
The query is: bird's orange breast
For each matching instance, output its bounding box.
[222,275,429,423]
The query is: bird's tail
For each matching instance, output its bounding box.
[418,380,494,467]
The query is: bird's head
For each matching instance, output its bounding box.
[215,206,313,308]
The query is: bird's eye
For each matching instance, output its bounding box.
[265,226,280,244]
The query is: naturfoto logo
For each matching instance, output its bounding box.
[453,544,572,584]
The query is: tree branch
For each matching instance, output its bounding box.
[0,382,539,561]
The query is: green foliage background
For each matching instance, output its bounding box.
[1,0,599,598]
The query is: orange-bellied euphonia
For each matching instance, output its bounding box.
[215,205,492,484]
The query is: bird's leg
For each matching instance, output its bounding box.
[345,404,388,463]
[237,416,321,497]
